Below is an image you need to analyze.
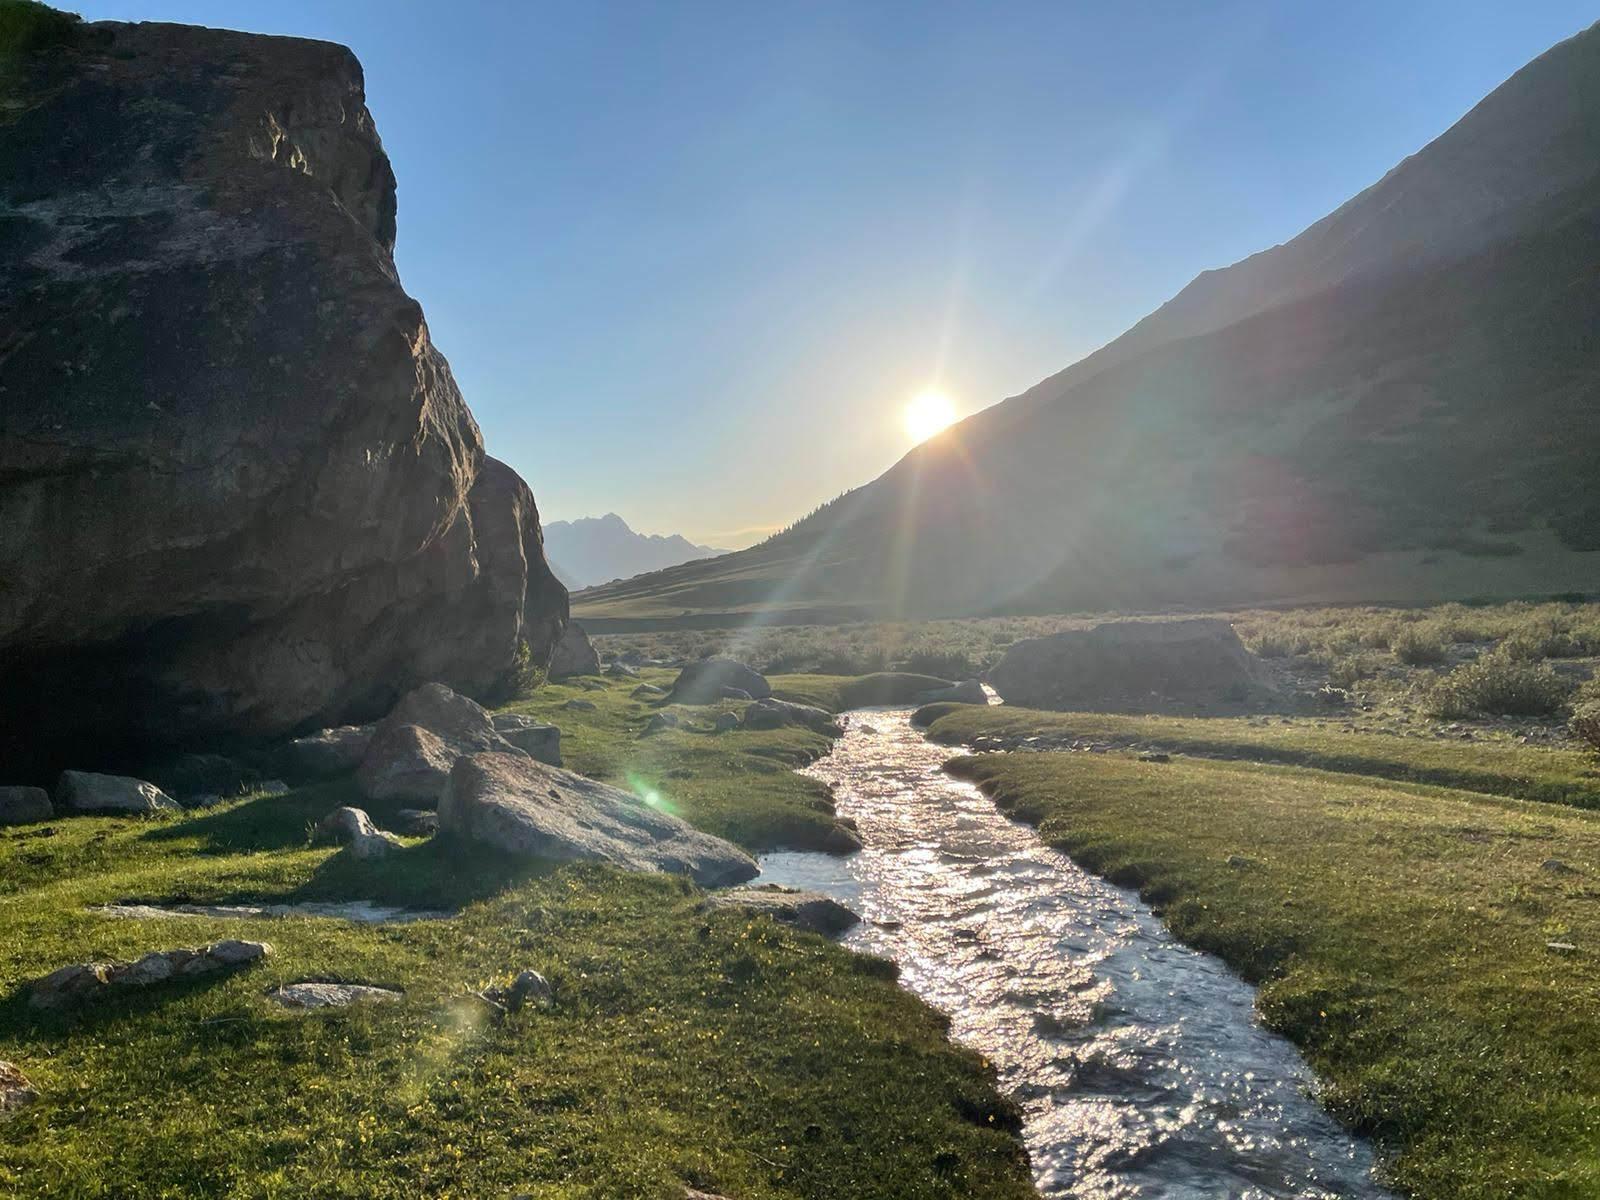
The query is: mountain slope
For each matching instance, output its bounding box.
[578,22,1600,626]
[544,513,725,591]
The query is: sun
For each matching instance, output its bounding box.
[903,390,957,442]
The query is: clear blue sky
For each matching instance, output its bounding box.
[74,1,1599,546]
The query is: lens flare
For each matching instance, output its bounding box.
[903,391,957,442]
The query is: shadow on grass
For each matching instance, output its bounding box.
[283,833,554,911]
[0,963,264,1039]
[140,778,361,853]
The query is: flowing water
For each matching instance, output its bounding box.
[758,708,1393,1199]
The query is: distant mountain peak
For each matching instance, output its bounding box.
[543,513,726,592]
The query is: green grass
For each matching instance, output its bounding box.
[946,750,1600,1198]
[0,683,1034,1199]
[920,704,1600,809]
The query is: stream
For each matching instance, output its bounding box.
[757,708,1393,1199]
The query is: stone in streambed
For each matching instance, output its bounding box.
[439,752,758,887]
[703,885,860,936]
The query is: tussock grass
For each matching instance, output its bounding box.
[946,750,1600,1198]
[1418,649,1573,719]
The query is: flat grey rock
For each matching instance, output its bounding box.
[268,981,402,1009]
[29,940,271,1009]
[439,752,758,887]
[703,885,860,936]
[741,698,841,736]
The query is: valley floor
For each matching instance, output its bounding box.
[0,670,1031,1199]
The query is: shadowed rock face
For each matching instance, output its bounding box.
[0,22,566,778]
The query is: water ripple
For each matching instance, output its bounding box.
[759,708,1393,1199]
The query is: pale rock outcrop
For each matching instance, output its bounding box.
[268,982,402,1008]
[439,752,758,887]
[55,772,179,815]
[356,683,527,803]
[0,1062,38,1118]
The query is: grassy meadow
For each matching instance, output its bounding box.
[0,671,1033,1200]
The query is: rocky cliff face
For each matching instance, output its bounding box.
[0,21,567,776]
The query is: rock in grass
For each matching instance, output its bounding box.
[280,725,376,778]
[54,771,179,815]
[357,683,530,804]
[29,941,271,1009]
[741,698,842,736]
[0,786,52,827]
[548,621,601,678]
[669,658,771,704]
[0,1061,38,1117]
[564,698,597,712]
[314,806,403,860]
[988,618,1278,712]
[490,714,562,766]
[268,981,402,1009]
[712,712,741,733]
[480,969,554,1014]
[643,712,680,736]
[703,885,861,936]
[439,752,758,887]
[605,661,639,678]
[631,683,668,700]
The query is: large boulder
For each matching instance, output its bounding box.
[0,21,567,782]
[356,683,526,803]
[987,619,1278,712]
[548,621,601,678]
[669,658,771,704]
[0,787,52,827]
[439,752,758,887]
[55,772,179,816]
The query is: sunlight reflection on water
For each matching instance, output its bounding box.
[758,708,1393,1199]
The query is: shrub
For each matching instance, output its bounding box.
[1328,653,1382,689]
[1572,704,1600,754]
[897,647,976,679]
[1248,631,1311,659]
[1392,625,1450,666]
[1419,649,1573,719]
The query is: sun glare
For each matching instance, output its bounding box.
[903,391,957,442]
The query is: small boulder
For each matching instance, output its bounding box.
[279,725,376,778]
[564,698,597,712]
[491,714,563,766]
[1138,752,1172,763]
[703,885,860,936]
[712,712,741,733]
[55,771,178,816]
[742,698,842,736]
[314,807,403,860]
[631,683,668,700]
[268,981,402,1009]
[605,661,639,678]
[669,658,771,704]
[914,678,988,705]
[0,1061,38,1117]
[643,712,680,736]
[548,621,601,678]
[379,683,510,753]
[439,752,758,887]
[0,786,52,827]
[28,941,271,1009]
[356,724,456,805]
